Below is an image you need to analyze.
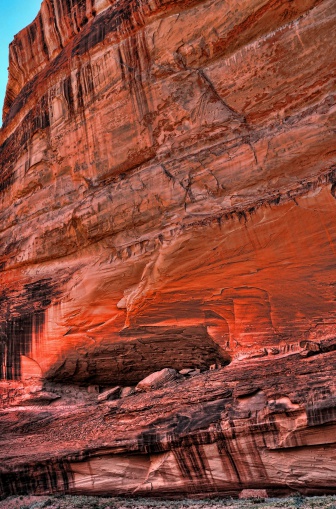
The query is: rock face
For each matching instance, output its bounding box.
[0,0,336,499]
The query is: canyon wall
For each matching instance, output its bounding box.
[0,0,336,499]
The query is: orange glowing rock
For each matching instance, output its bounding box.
[0,0,336,500]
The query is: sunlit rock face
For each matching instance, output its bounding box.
[0,0,336,499]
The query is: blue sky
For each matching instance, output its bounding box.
[0,1,41,117]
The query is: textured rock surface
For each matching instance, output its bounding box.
[97,386,121,402]
[1,350,336,498]
[0,0,336,499]
[136,368,180,392]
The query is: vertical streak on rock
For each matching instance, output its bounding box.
[0,312,46,381]
[0,459,73,499]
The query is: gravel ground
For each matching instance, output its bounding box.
[1,495,336,509]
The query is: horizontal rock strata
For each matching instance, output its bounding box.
[1,349,336,498]
[0,0,335,499]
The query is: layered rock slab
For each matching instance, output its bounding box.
[1,349,336,498]
[0,0,336,498]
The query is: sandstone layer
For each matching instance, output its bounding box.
[0,0,336,499]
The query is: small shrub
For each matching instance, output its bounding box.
[292,494,305,508]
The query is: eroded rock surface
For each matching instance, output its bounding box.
[0,0,336,499]
[1,351,336,498]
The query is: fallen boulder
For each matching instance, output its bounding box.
[97,387,121,402]
[136,368,180,392]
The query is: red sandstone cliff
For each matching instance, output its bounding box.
[0,0,336,499]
